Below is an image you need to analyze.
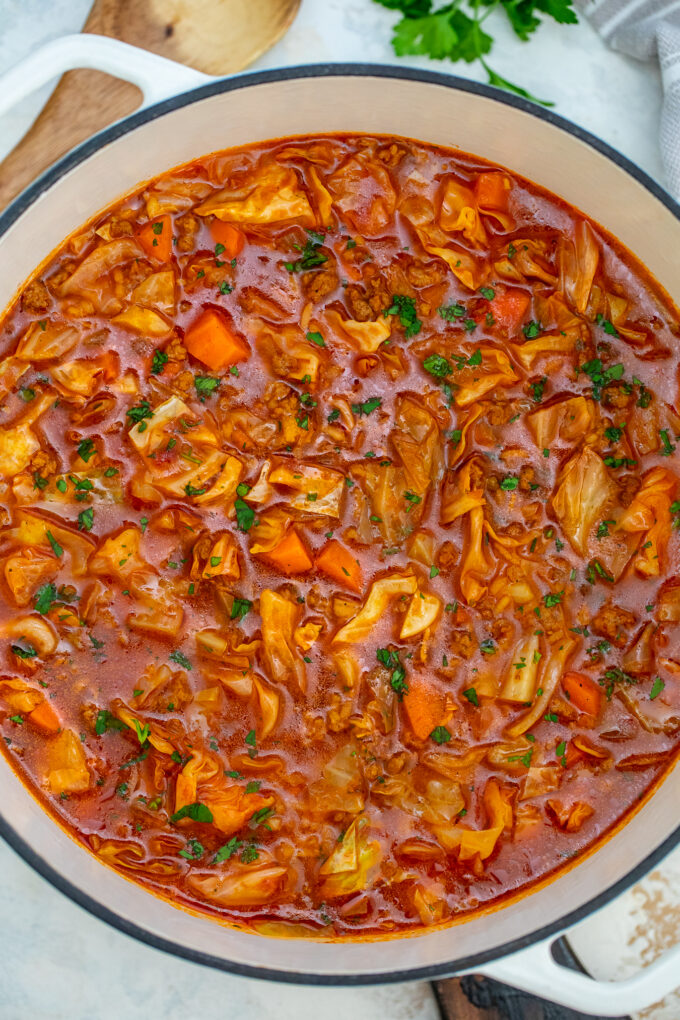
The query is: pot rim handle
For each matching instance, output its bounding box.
[0,33,213,121]
[475,933,680,1016]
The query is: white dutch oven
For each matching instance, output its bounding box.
[0,34,678,1017]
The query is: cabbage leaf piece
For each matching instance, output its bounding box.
[400,195,486,291]
[506,638,576,738]
[128,395,243,504]
[325,310,391,353]
[400,589,442,640]
[9,509,96,577]
[59,237,143,313]
[308,744,365,815]
[616,467,678,577]
[551,446,615,556]
[333,573,418,644]
[269,462,345,517]
[188,866,289,907]
[174,751,274,836]
[499,633,541,703]
[318,816,382,898]
[527,395,596,450]
[434,779,512,861]
[439,177,487,248]
[195,162,314,225]
[260,588,306,692]
[559,220,599,314]
[47,729,90,795]
[327,153,396,236]
[453,347,518,407]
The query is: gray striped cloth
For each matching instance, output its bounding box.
[579,0,680,197]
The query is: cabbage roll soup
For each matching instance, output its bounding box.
[0,134,679,938]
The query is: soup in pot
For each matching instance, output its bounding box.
[0,134,678,936]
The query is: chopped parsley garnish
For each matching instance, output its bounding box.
[46,530,63,557]
[171,802,214,824]
[11,644,38,660]
[214,837,242,863]
[530,376,547,403]
[522,320,542,339]
[179,838,205,861]
[423,353,452,378]
[169,650,192,670]
[184,483,206,497]
[596,519,615,539]
[306,330,326,347]
[479,638,496,655]
[126,401,153,425]
[430,726,452,744]
[659,429,677,457]
[384,294,422,337]
[438,302,466,321]
[578,358,624,401]
[235,498,255,531]
[463,687,479,706]
[543,590,564,608]
[404,490,422,511]
[604,425,623,443]
[479,286,495,300]
[650,676,665,700]
[77,507,94,532]
[95,710,128,735]
[151,349,168,375]
[595,313,619,337]
[231,597,252,622]
[284,230,328,272]
[77,438,96,462]
[600,665,637,699]
[327,408,340,423]
[34,582,57,615]
[500,476,518,491]
[194,376,220,401]
[376,648,408,700]
[352,396,381,417]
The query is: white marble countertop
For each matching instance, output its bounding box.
[0,2,677,1017]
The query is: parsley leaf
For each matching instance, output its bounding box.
[151,349,168,375]
[352,397,382,417]
[430,726,452,744]
[231,597,252,622]
[34,582,57,615]
[194,376,220,401]
[169,650,192,670]
[384,294,422,337]
[235,498,255,532]
[171,802,214,824]
[284,230,328,273]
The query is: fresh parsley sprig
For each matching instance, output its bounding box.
[373,0,578,106]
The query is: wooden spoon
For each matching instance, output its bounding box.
[0,0,301,210]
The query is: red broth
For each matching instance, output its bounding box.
[0,134,678,936]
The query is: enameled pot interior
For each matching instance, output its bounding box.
[0,68,678,981]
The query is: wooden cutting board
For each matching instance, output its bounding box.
[0,0,300,210]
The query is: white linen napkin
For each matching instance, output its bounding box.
[579,0,680,198]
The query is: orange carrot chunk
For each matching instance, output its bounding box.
[263,529,313,575]
[562,671,602,716]
[475,172,511,210]
[28,700,61,734]
[403,677,448,741]
[210,221,245,259]
[315,540,362,593]
[184,308,250,371]
[137,215,173,262]
[489,287,531,333]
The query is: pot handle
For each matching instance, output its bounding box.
[0,33,212,121]
[476,933,680,1016]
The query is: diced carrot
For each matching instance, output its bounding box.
[489,287,531,333]
[137,215,173,262]
[403,677,448,741]
[474,172,511,211]
[210,221,245,259]
[562,671,602,716]
[315,540,362,593]
[263,529,313,575]
[28,700,61,734]
[184,308,249,371]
